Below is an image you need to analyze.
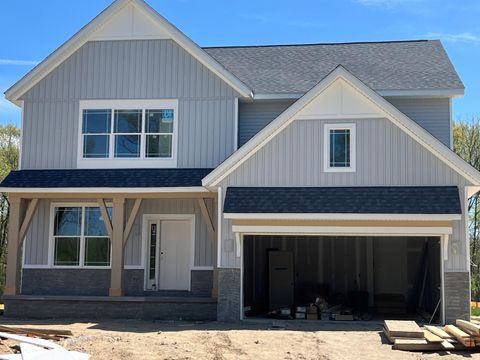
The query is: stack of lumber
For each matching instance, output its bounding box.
[0,326,89,360]
[384,319,480,352]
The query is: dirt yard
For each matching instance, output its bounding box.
[1,318,480,360]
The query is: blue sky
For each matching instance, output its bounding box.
[0,0,479,126]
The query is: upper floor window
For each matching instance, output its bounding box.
[324,123,356,172]
[78,100,178,168]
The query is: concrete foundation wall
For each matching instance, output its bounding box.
[217,268,241,322]
[444,272,470,323]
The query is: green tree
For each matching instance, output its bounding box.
[453,119,480,300]
[0,124,20,293]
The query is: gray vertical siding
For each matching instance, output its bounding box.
[24,200,50,266]
[238,100,296,146]
[23,198,214,268]
[237,97,451,149]
[386,97,451,147]
[20,39,238,169]
[219,117,471,271]
[124,198,214,267]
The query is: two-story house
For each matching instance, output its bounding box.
[2,0,480,324]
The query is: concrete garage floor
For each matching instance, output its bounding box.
[0,318,479,360]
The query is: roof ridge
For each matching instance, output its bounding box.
[202,39,433,50]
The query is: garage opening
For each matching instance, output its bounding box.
[242,235,441,322]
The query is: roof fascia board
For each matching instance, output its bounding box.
[252,88,464,101]
[378,88,464,98]
[5,0,252,102]
[224,213,461,221]
[0,186,209,193]
[203,66,480,186]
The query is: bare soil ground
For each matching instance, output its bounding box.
[1,318,480,360]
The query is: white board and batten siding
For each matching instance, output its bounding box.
[20,39,239,169]
[219,79,470,272]
[23,198,215,268]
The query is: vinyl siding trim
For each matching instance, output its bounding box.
[252,88,464,100]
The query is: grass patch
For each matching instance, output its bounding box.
[472,307,480,316]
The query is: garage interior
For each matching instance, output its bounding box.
[242,235,441,322]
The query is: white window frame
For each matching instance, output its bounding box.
[77,99,178,168]
[324,123,356,173]
[48,202,112,269]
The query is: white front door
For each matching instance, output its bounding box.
[145,216,193,291]
[159,220,191,290]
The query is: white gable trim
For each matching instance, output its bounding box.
[5,0,252,104]
[203,66,480,186]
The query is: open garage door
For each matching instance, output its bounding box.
[242,235,441,322]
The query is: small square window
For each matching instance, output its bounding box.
[324,124,356,172]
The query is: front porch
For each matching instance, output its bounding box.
[0,168,219,320]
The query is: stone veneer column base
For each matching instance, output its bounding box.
[444,271,470,324]
[217,268,241,322]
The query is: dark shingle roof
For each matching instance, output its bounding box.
[223,186,461,214]
[0,168,213,188]
[204,40,464,94]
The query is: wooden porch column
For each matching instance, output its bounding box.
[109,197,125,297]
[4,197,22,296]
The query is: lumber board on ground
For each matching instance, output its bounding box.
[0,326,61,341]
[423,330,443,343]
[393,339,443,351]
[444,325,475,347]
[424,326,452,339]
[456,320,480,335]
[440,340,455,350]
[0,325,71,337]
[0,332,62,350]
[384,320,423,338]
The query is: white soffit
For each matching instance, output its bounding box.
[202,66,480,186]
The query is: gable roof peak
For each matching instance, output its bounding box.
[5,0,252,104]
[202,65,480,187]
